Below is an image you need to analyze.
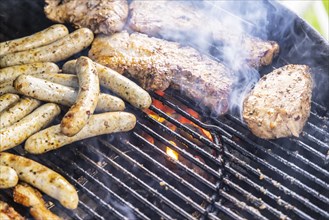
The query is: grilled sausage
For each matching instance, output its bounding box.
[0,81,17,95]
[0,24,68,57]
[96,63,152,109]
[0,93,20,112]
[0,201,24,220]
[25,112,136,154]
[0,28,94,67]
[14,75,125,112]
[95,94,125,112]
[0,152,79,209]
[61,56,100,136]
[14,183,62,220]
[0,103,60,152]
[0,62,59,83]
[0,97,41,128]
[0,165,19,189]
[62,60,76,74]
[63,60,152,109]
[33,73,79,87]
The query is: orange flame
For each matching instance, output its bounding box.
[144,91,213,161]
[166,141,179,160]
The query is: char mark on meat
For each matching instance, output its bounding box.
[44,0,129,34]
[243,64,313,139]
[88,31,233,115]
[128,0,279,68]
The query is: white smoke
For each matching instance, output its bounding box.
[127,0,277,117]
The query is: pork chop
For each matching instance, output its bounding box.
[128,0,279,68]
[88,31,234,115]
[243,64,313,139]
[44,0,128,34]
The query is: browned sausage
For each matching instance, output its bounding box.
[61,56,100,136]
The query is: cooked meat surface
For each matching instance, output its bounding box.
[243,64,313,139]
[128,0,279,68]
[89,31,233,115]
[0,201,25,220]
[14,183,62,220]
[44,0,128,34]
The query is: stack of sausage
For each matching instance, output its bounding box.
[0,24,152,218]
[0,24,152,153]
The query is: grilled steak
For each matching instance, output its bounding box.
[243,64,313,139]
[88,31,233,115]
[128,0,279,68]
[44,0,128,34]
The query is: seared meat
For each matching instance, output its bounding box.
[128,0,279,68]
[89,31,233,115]
[44,0,128,34]
[0,201,24,220]
[243,65,313,139]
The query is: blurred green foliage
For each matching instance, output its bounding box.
[303,5,322,35]
[302,0,328,39]
[323,0,329,14]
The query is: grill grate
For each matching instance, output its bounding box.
[1,1,329,219]
[2,88,328,220]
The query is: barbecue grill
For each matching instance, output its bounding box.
[1,0,328,219]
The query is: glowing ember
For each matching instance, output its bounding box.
[200,128,213,142]
[148,113,166,123]
[166,147,179,160]
[144,90,214,161]
[166,141,179,160]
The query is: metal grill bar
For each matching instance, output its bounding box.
[267,138,329,179]
[222,178,290,220]
[149,104,222,152]
[225,113,328,160]
[151,91,231,138]
[175,92,328,162]
[310,112,329,127]
[36,155,126,220]
[213,119,329,199]
[102,137,214,203]
[171,95,329,203]
[224,153,313,219]
[222,137,329,218]
[78,201,105,220]
[139,92,328,219]
[67,157,150,220]
[152,93,329,177]
[73,148,173,220]
[143,97,283,219]
[302,133,329,150]
[132,131,217,191]
[290,139,328,162]
[224,114,329,187]
[213,202,246,220]
[219,190,267,220]
[137,120,222,179]
[98,139,214,218]
[139,112,222,166]
[311,102,329,116]
[306,122,329,139]
[80,146,196,220]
